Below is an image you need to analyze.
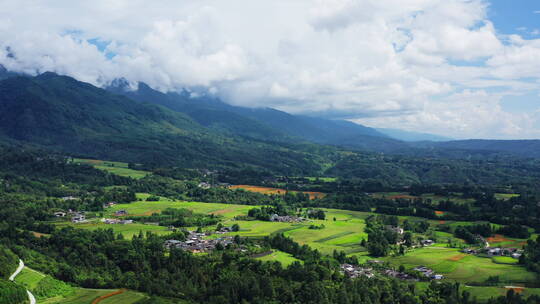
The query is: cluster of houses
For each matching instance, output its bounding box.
[269,214,305,223]
[413,266,444,280]
[103,218,133,225]
[340,264,375,278]
[421,239,434,246]
[164,231,234,253]
[103,201,116,208]
[341,262,443,281]
[54,210,87,223]
[114,210,128,216]
[461,247,522,259]
[485,247,522,259]
[384,269,418,281]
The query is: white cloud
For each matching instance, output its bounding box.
[0,0,540,138]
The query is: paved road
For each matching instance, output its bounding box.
[9,259,37,304]
[8,259,24,281]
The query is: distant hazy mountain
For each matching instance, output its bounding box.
[376,128,452,142]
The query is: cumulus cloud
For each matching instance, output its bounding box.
[0,0,540,139]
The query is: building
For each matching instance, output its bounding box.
[421,239,434,246]
[71,213,86,223]
[340,264,375,279]
[115,210,128,216]
[269,214,305,223]
[53,211,66,217]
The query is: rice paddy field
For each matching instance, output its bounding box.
[381,247,537,284]
[63,194,369,255]
[72,158,150,179]
[52,192,539,297]
[230,185,326,199]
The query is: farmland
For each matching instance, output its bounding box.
[380,247,537,284]
[64,194,369,255]
[230,185,326,199]
[14,265,147,304]
[49,190,539,303]
[254,250,300,266]
[72,158,150,179]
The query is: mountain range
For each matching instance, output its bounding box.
[1,69,540,174]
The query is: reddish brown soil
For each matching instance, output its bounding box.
[92,289,126,304]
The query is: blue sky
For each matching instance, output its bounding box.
[489,0,540,38]
[488,1,540,115]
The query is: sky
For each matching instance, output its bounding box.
[1,0,540,139]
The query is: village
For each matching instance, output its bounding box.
[164,231,234,253]
[340,262,443,281]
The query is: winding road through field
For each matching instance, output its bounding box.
[9,259,36,304]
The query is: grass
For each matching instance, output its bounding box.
[73,158,150,179]
[492,256,519,265]
[494,193,520,200]
[14,267,46,290]
[56,221,171,239]
[255,251,300,266]
[382,247,537,284]
[305,177,337,182]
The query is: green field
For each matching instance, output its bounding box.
[56,221,172,239]
[494,193,520,200]
[492,256,519,265]
[73,158,150,179]
[52,193,539,289]
[14,267,46,290]
[382,247,537,284]
[255,251,300,266]
[76,194,370,255]
[100,290,148,304]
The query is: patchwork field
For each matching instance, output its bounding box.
[381,247,537,284]
[65,194,369,256]
[370,192,475,204]
[72,158,150,179]
[230,185,326,199]
[54,193,538,292]
[486,234,528,248]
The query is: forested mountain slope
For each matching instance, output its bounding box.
[0,73,329,174]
